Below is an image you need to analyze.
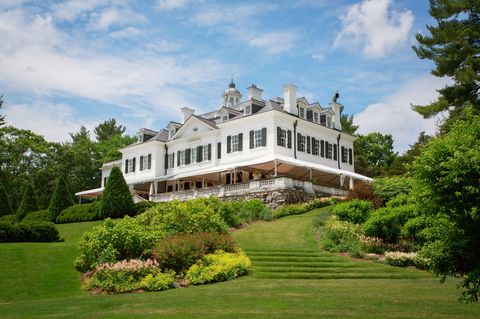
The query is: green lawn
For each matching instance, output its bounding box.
[0,208,478,318]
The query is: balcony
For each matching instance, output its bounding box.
[149,176,347,202]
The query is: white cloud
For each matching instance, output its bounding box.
[0,7,226,126]
[248,31,298,55]
[311,52,324,61]
[155,0,189,11]
[189,4,275,27]
[334,0,413,58]
[88,8,147,30]
[354,75,450,152]
[4,102,99,142]
[109,26,144,39]
[52,0,110,22]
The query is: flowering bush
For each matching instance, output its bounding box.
[84,259,175,293]
[384,252,417,267]
[186,250,251,285]
[320,217,363,253]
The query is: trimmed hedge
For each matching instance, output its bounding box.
[100,166,135,218]
[56,202,100,224]
[0,221,61,242]
[23,209,50,222]
[16,181,38,222]
[48,176,75,222]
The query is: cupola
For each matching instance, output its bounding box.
[222,79,242,107]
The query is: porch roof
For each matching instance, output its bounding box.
[75,187,104,198]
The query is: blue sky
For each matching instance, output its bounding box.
[0,0,447,152]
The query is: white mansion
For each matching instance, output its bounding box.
[76,81,372,203]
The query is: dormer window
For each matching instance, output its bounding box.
[313,112,319,123]
[169,127,176,138]
[299,107,305,119]
[327,116,332,128]
[245,105,252,115]
[222,114,229,121]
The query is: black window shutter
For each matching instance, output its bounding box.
[185,148,191,165]
[164,153,168,169]
[217,142,221,159]
[277,127,281,146]
[249,130,254,149]
[312,137,316,155]
[208,144,212,160]
[261,127,267,146]
[341,146,345,163]
[198,145,203,162]
[349,148,353,165]
[140,155,144,171]
[306,136,311,154]
[132,157,136,172]
[148,154,152,169]
[287,130,292,149]
[172,153,175,167]
[333,144,337,160]
[325,142,329,158]
[125,159,129,173]
[238,133,243,151]
[321,140,325,157]
[227,136,231,153]
[297,133,301,151]
[177,151,180,166]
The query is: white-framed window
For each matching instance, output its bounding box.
[327,143,333,159]
[299,107,305,119]
[313,139,319,155]
[191,147,197,164]
[179,150,186,166]
[168,153,174,168]
[169,128,176,138]
[245,105,252,115]
[128,158,135,172]
[254,129,263,148]
[231,135,239,152]
[222,114,228,121]
[203,145,209,161]
[139,154,151,171]
[313,112,319,123]
[279,129,286,147]
[300,135,306,152]
[327,116,332,128]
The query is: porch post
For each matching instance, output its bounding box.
[274,159,278,177]
[202,178,205,188]
[349,177,354,190]
[309,168,312,181]
[233,167,236,184]
[154,181,158,194]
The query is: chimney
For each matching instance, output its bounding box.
[180,107,195,124]
[327,91,342,130]
[283,84,297,115]
[247,84,263,101]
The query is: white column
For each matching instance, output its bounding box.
[274,160,278,177]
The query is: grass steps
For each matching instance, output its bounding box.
[244,249,428,280]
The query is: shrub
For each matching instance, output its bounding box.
[23,209,50,222]
[373,176,412,203]
[186,250,251,285]
[0,214,17,223]
[401,215,434,245]
[99,166,135,219]
[303,198,333,212]
[218,201,243,227]
[16,181,38,222]
[346,182,382,208]
[56,202,100,224]
[320,217,363,253]
[332,200,374,224]
[154,232,236,274]
[273,203,307,219]
[136,199,228,235]
[363,205,416,243]
[134,201,156,215]
[240,199,272,222]
[84,259,175,293]
[384,251,417,267]
[74,217,164,272]
[48,176,75,222]
[0,221,60,242]
[0,182,13,217]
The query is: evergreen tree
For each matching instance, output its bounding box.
[99,166,135,218]
[0,181,13,217]
[16,181,38,222]
[94,119,126,142]
[412,0,480,129]
[340,105,359,135]
[0,95,5,126]
[48,176,75,222]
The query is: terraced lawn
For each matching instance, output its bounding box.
[0,207,478,318]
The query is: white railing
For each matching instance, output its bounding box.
[150,177,347,202]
